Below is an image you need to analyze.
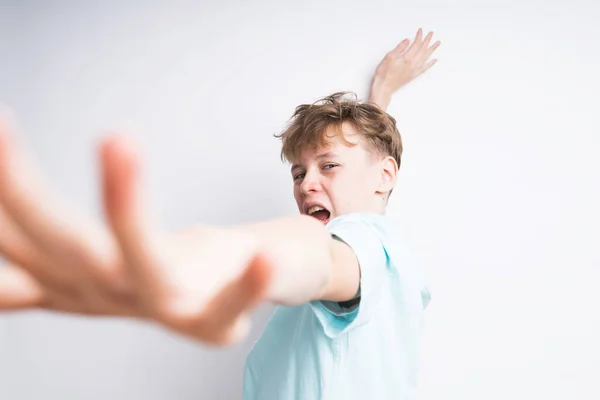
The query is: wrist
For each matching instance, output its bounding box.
[369,91,392,111]
[369,80,392,108]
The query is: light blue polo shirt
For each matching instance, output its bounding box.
[243,212,431,399]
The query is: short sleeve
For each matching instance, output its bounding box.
[309,213,389,338]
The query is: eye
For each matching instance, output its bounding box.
[323,163,337,170]
[293,172,305,181]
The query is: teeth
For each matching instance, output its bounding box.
[308,206,324,215]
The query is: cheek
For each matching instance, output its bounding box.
[331,171,372,201]
[324,176,354,205]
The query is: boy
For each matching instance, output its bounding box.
[0,29,440,399]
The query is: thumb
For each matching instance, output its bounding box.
[210,251,274,343]
[177,250,274,345]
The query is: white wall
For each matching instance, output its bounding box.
[0,0,598,399]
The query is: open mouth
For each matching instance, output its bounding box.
[307,205,331,224]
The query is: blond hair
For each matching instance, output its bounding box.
[275,92,402,168]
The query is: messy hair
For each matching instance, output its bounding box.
[275,92,403,168]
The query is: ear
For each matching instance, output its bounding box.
[376,156,398,194]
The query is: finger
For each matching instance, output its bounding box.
[415,33,437,67]
[101,135,166,301]
[0,204,43,272]
[0,207,92,300]
[0,262,89,313]
[0,200,116,306]
[404,28,423,58]
[0,115,116,283]
[417,58,438,76]
[423,31,433,47]
[0,265,44,310]
[0,114,69,249]
[388,38,409,57]
[417,31,434,59]
[415,27,423,42]
[426,40,441,59]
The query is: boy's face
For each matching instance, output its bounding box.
[291,123,397,225]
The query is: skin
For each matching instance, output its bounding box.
[370,28,441,110]
[291,123,398,225]
[0,28,440,346]
[288,126,398,304]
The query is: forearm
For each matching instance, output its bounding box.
[236,215,335,306]
[368,83,392,111]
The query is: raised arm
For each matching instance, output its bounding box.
[369,28,441,111]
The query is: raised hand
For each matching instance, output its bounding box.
[0,115,272,345]
[369,28,441,110]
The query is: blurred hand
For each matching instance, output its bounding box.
[369,28,441,110]
[0,115,272,345]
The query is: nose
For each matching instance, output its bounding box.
[300,170,322,195]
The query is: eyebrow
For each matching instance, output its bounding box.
[291,152,339,172]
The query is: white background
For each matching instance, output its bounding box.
[0,0,598,399]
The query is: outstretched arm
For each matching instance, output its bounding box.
[369,28,441,111]
[0,117,360,346]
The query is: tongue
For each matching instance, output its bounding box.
[311,209,330,223]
